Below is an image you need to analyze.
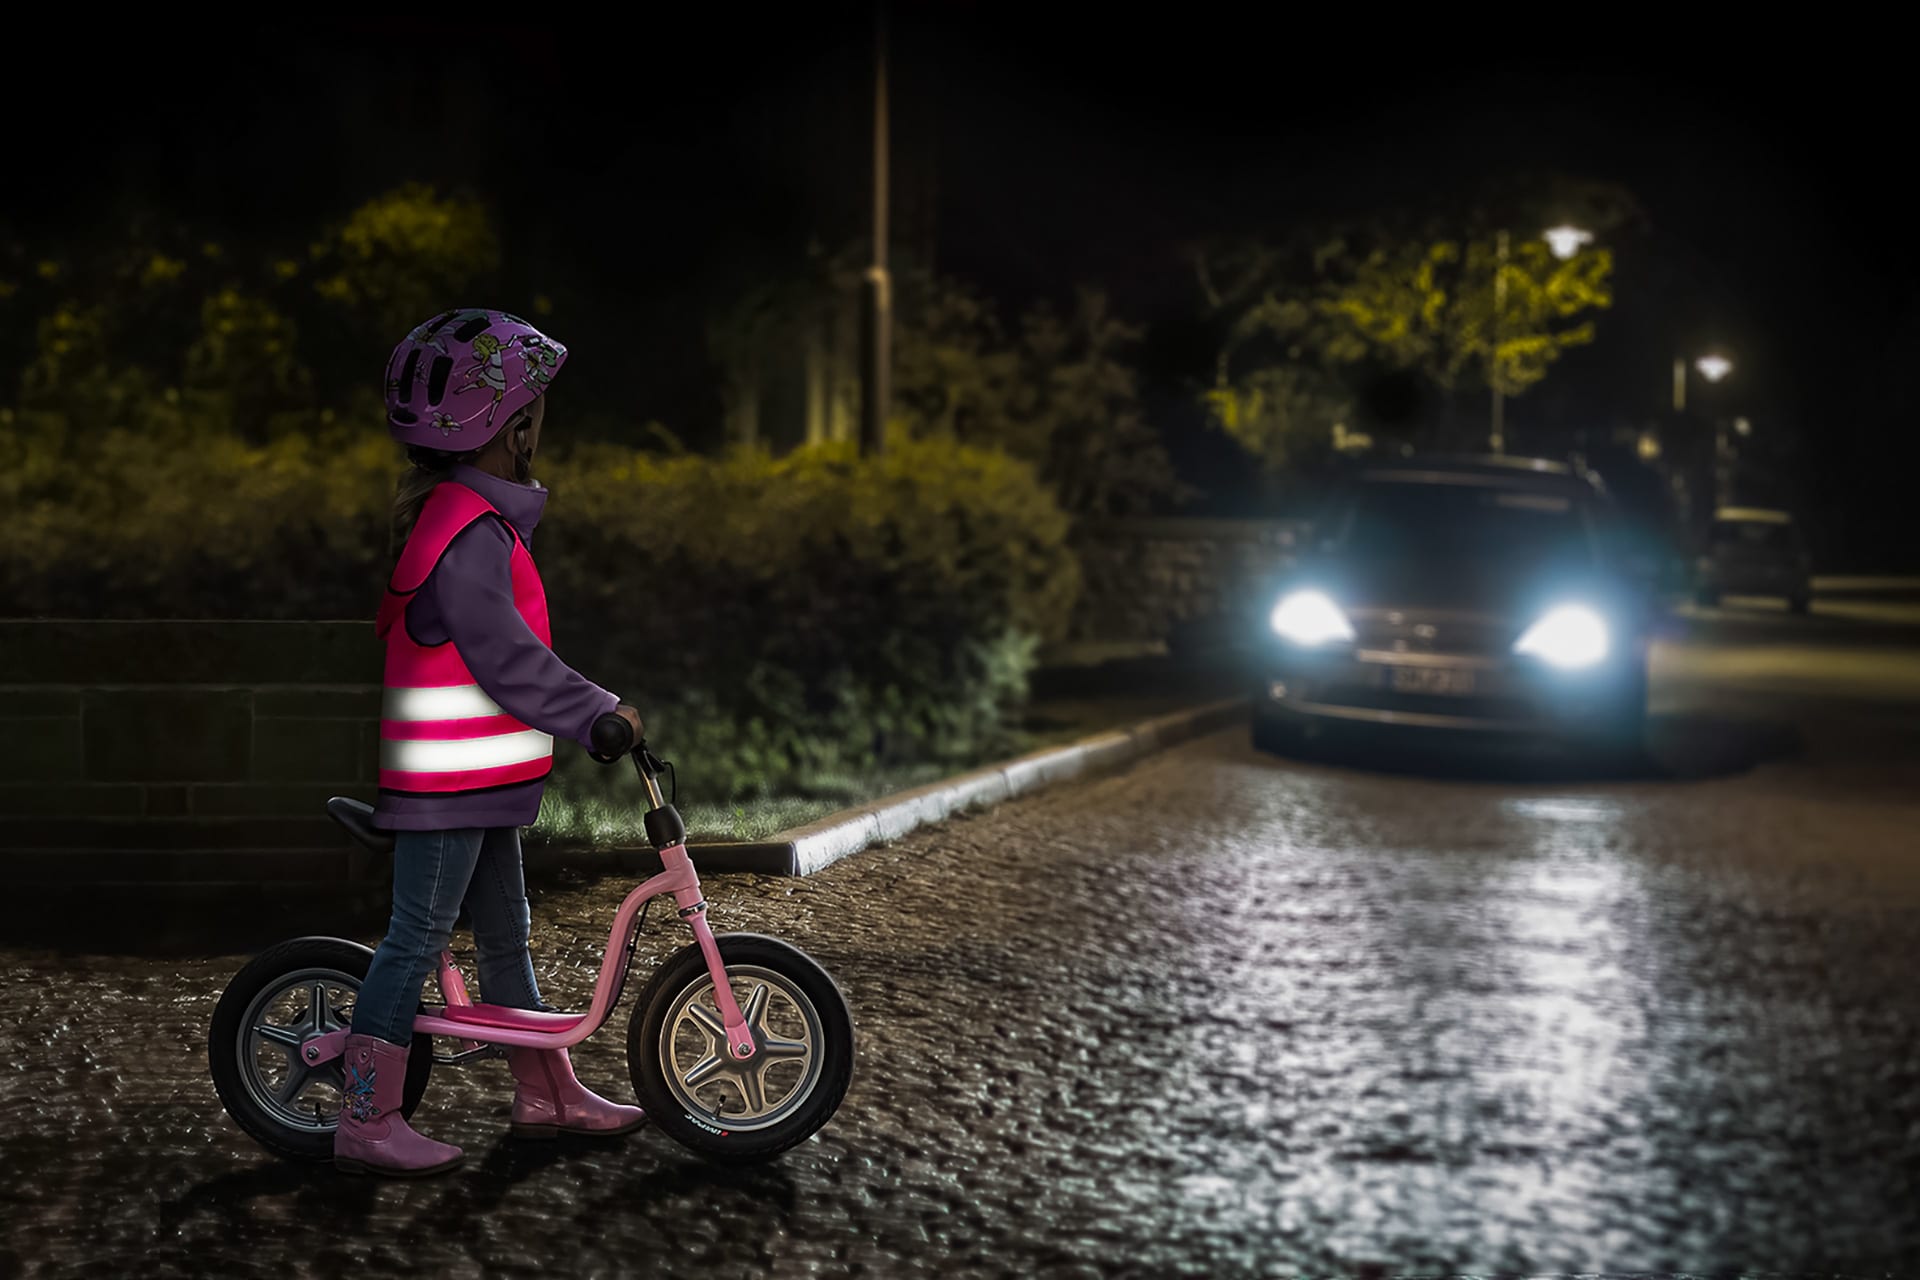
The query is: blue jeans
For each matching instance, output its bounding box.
[353,827,544,1047]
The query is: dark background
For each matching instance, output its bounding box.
[8,12,1914,565]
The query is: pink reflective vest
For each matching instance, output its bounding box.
[374,482,554,796]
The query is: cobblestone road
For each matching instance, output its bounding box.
[3,601,1918,1277]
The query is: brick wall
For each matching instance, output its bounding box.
[1069,518,1304,646]
[0,621,382,885]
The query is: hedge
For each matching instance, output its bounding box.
[2,413,1079,796]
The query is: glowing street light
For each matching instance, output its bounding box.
[1490,223,1593,454]
[1695,354,1733,383]
[1543,225,1594,260]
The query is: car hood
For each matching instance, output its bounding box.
[1294,552,1620,620]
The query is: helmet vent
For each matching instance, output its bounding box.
[453,315,492,342]
[420,311,457,337]
[398,349,421,403]
[426,355,453,405]
[391,408,419,425]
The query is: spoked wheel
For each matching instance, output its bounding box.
[208,937,433,1162]
[628,933,853,1164]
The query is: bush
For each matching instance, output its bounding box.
[1,419,1078,798]
[540,436,1078,793]
[2,408,392,620]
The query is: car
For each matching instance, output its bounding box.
[1694,507,1812,612]
[1254,454,1653,755]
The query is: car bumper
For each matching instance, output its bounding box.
[1258,645,1641,734]
[1700,565,1809,596]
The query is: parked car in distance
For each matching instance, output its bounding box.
[1695,507,1812,612]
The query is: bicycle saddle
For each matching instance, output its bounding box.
[326,796,396,858]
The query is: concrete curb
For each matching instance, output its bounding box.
[675,696,1248,878]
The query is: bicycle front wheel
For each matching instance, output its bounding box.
[627,933,853,1163]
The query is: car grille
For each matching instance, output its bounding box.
[1348,609,1516,657]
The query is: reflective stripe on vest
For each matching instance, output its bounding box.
[376,482,555,797]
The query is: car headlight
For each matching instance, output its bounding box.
[1513,604,1609,669]
[1270,590,1354,646]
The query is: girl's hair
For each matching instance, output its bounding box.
[387,407,535,556]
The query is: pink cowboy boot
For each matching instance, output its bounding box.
[334,1034,464,1176]
[507,1047,647,1138]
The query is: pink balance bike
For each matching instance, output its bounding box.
[208,713,854,1165]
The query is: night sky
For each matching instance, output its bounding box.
[9,13,1914,563]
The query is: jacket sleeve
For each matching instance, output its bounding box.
[425,517,620,749]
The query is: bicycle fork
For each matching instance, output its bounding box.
[637,755,757,1063]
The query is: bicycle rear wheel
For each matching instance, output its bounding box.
[208,937,434,1162]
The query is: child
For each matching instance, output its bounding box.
[337,308,646,1176]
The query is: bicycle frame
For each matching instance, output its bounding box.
[298,753,758,1072]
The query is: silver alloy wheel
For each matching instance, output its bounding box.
[234,967,358,1134]
[660,964,823,1132]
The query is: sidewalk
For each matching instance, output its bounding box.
[0,653,1255,954]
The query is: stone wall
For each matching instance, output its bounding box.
[1069,518,1304,647]
[0,621,382,885]
[0,525,1303,885]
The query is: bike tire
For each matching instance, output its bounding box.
[627,933,853,1165]
[208,936,434,1163]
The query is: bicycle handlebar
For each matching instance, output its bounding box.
[590,711,635,762]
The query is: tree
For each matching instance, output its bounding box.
[712,246,1185,518]
[1192,234,1360,469]
[1195,176,1631,469]
[1320,230,1613,400]
[311,183,499,339]
[893,274,1185,518]
[184,289,314,435]
[1020,290,1181,518]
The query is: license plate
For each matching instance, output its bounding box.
[1390,665,1477,695]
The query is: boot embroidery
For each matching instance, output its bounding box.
[345,1060,381,1122]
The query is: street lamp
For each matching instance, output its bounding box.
[1671,352,1733,413]
[858,0,892,458]
[1543,225,1594,261]
[1490,223,1590,455]
[1676,354,1736,507]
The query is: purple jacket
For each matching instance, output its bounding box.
[372,464,619,831]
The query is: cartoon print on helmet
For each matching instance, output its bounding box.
[459,332,512,430]
[385,309,566,450]
[518,335,562,394]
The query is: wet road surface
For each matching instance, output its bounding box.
[2,595,1918,1277]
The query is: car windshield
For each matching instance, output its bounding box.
[1713,519,1795,551]
[1329,481,1594,564]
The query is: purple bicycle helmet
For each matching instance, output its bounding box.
[384,308,568,451]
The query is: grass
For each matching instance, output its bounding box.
[526,661,1250,850]
[530,760,953,847]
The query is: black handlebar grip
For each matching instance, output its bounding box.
[589,712,634,762]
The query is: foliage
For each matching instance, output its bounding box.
[540,436,1078,789]
[8,185,498,439]
[2,187,1091,796]
[1200,364,1352,474]
[1317,232,1613,397]
[708,244,1185,518]
[1,411,392,619]
[0,417,1077,798]
[1194,176,1629,471]
[311,183,500,339]
[892,273,1187,517]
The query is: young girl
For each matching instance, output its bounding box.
[337,308,646,1177]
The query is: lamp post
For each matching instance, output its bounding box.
[1695,353,1733,506]
[857,0,892,458]
[1489,224,1590,455]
